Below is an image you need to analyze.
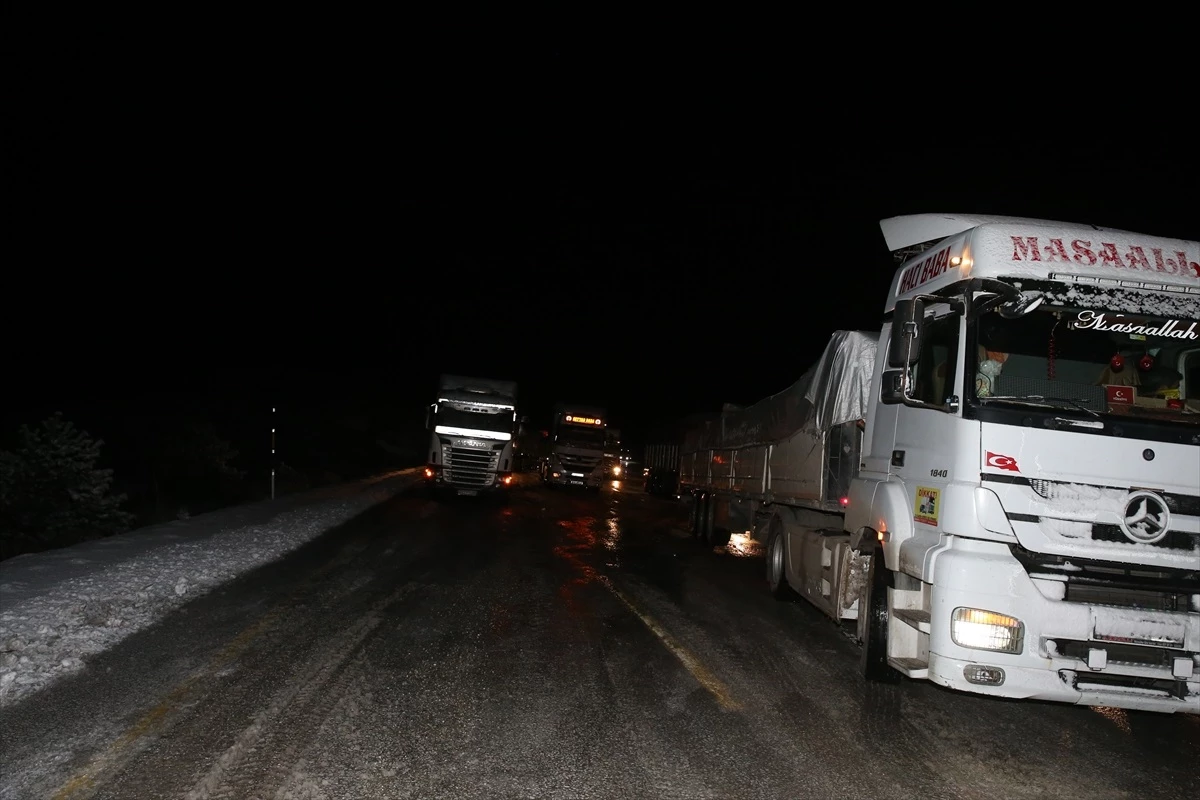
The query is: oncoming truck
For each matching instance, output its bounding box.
[679,213,1200,713]
[424,374,518,496]
[542,405,621,489]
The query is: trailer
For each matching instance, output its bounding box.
[680,213,1200,714]
[643,443,680,496]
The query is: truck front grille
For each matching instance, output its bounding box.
[1012,543,1199,611]
[1091,524,1199,553]
[559,454,600,473]
[446,447,498,486]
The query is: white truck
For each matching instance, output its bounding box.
[680,213,1200,713]
[542,404,621,489]
[424,374,519,496]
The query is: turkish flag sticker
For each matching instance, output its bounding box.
[985,451,1020,472]
[1105,385,1135,405]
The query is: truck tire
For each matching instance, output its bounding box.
[766,518,795,600]
[688,493,702,538]
[701,494,731,547]
[699,493,715,543]
[859,551,900,683]
[708,526,731,547]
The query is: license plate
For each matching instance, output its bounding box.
[457,489,478,496]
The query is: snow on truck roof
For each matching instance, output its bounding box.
[880,214,1200,311]
[880,213,1145,253]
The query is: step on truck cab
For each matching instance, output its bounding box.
[680,213,1200,714]
[424,374,519,496]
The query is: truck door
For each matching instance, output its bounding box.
[890,305,964,565]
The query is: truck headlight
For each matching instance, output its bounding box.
[612,465,622,476]
[951,608,1024,654]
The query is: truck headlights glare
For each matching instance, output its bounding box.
[612,465,621,476]
[951,607,1024,654]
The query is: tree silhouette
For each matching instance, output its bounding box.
[0,413,134,557]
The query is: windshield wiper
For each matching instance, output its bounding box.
[978,395,1101,418]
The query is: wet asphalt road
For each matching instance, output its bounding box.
[2,477,1198,800]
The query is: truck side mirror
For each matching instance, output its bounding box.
[888,298,925,368]
[425,405,432,429]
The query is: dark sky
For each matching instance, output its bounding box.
[7,38,1198,450]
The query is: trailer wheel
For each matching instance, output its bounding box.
[699,493,715,543]
[688,493,702,537]
[859,551,900,683]
[708,526,731,547]
[766,518,794,600]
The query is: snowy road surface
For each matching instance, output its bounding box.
[2,476,1198,799]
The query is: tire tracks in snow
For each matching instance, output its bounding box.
[184,579,422,800]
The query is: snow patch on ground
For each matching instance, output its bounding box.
[0,470,418,708]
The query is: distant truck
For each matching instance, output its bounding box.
[542,404,620,489]
[677,213,1200,714]
[643,413,720,498]
[424,374,519,496]
[643,442,679,497]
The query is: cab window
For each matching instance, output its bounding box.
[911,313,960,406]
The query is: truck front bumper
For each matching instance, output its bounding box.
[424,465,513,493]
[544,466,622,488]
[922,542,1200,714]
[544,469,601,488]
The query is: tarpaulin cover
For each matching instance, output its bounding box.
[682,331,878,452]
[438,374,518,402]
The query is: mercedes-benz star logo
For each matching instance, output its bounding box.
[1119,490,1171,545]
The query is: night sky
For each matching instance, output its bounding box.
[7,40,1198,467]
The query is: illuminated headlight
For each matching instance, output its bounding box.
[612,465,622,476]
[951,608,1024,654]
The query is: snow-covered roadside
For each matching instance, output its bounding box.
[0,468,422,708]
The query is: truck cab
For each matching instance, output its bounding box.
[542,405,620,489]
[424,374,519,496]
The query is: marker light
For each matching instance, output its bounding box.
[840,496,849,507]
[963,664,1005,686]
[951,608,1024,654]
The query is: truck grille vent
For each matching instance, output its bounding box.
[447,447,498,486]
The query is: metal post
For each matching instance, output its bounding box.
[271,407,276,499]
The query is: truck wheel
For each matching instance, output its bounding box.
[699,493,715,543]
[766,518,794,600]
[859,551,900,683]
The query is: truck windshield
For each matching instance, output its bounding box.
[557,425,606,448]
[971,305,1200,425]
[436,403,514,434]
